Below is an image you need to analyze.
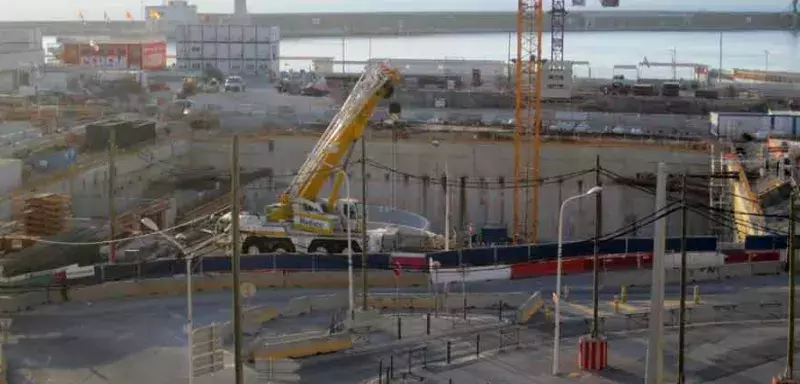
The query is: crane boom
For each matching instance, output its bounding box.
[281,63,399,206]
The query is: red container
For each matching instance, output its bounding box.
[61,40,167,70]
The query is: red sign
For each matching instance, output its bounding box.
[141,42,167,70]
[392,261,402,278]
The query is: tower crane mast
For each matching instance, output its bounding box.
[514,0,544,243]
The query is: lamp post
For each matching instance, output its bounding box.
[140,217,193,383]
[337,168,355,318]
[553,186,602,376]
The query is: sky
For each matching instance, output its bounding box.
[0,0,792,21]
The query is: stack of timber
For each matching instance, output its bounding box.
[22,194,71,237]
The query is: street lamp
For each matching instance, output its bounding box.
[336,168,355,319]
[140,217,194,384]
[553,186,602,376]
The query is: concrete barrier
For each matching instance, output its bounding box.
[243,306,280,334]
[515,292,544,324]
[253,332,353,359]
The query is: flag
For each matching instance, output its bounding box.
[392,261,402,278]
[642,56,651,68]
[125,11,133,20]
[149,9,162,20]
[104,11,110,24]
[77,11,86,25]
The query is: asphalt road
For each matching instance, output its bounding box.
[5,274,793,384]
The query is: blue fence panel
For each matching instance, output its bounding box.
[530,243,556,261]
[598,238,625,254]
[495,245,531,264]
[773,236,788,250]
[314,255,348,270]
[240,254,277,271]
[461,248,494,266]
[202,256,232,272]
[561,241,594,258]
[429,251,460,268]
[744,236,775,250]
[367,253,391,269]
[99,263,138,282]
[141,259,178,278]
[626,238,654,253]
[687,236,717,252]
[273,253,313,270]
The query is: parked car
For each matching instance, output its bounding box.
[224,76,246,92]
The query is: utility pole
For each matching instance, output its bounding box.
[591,155,602,338]
[786,189,796,379]
[645,162,667,384]
[361,137,368,311]
[677,174,688,384]
[107,128,117,264]
[230,135,244,384]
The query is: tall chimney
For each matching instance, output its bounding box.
[234,0,248,18]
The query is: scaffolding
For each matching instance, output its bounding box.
[708,143,733,241]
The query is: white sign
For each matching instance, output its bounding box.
[241,282,256,298]
[65,266,95,280]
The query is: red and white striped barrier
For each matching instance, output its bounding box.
[578,336,608,371]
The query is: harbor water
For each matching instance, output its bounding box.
[44,30,800,79]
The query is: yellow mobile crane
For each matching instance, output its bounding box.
[214,63,407,255]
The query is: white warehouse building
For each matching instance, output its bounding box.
[0,28,44,93]
[175,25,280,79]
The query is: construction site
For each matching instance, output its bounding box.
[0,0,797,278]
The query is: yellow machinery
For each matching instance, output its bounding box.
[270,63,400,223]
[214,63,404,255]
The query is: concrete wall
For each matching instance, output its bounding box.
[30,139,192,218]
[189,136,710,241]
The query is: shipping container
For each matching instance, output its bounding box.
[175,25,188,42]
[188,25,203,42]
[269,26,281,43]
[271,42,280,61]
[60,40,167,70]
[771,115,794,136]
[230,59,243,74]
[230,43,244,59]
[230,25,244,41]
[709,112,772,138]
[216,26,230,42]
[256,26,271,42]
[188,60,202,71]
[186,44,202,59]
[142,42,167,70]
[216,43,230,59]
[202,43,216,59]
[202,60,217,70]
[0,158,22,195]
[216,59,230,74]
[202,25,217,41]
[256,43,271,60]
[243,26,257,42]
[479,226,508,245]
[29,147,77,173]
[84,120,156,152]
[242,60,257,76]
[243,44,257,60]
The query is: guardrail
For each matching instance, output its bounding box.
[0,234,789,291]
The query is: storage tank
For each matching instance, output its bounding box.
[0,159,22,195]
[60,40,167,70]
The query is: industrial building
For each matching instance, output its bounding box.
[0,28,44,93]
[174,24,280,77]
